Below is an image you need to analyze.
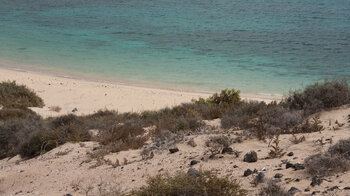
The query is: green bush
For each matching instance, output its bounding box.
[0,81,44,108]
[130,171,247,196]
[207,89,241,106]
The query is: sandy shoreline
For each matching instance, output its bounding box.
[0,66,281,118]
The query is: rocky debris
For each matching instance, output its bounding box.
[287,152,294,156]
[312,191,320,195]
[304,188,310,192]
[243,169,253,177]
[169,148,179,154]
[310,176,323,187]
[274,173,283,178]
[285,162,304,170]
[72,108,78,112]
[187,168,201,177]
[327,186,339,191]
[286,162,294,169]
[272,178,281,183]
[190,160,199,166]
[64,194,73,196]
[288,187,301,195]
[243,151,257,163]
[255,172,265,183]
[222,147,234,154]
[344,187,350,190]
[293,163,305,170]
[233,165,238,168]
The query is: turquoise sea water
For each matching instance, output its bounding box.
[0,0,349,94]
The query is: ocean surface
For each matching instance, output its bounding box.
[0,0,349,94]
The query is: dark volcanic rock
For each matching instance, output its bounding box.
[327,186,339,191]
[287,152,294,156]
[288,187,301,195]
[274,173,283,178]
[286,162,294,169]
[243,169,253,177]
[285,162,304,170]
[243,151,258,163]
[293,163,305,170]
[169,148,179,154]
[310,176,323,187]
[190,160,199,166]
[187,168,201,177]
[343,187,350,190]
[222,147,234,154]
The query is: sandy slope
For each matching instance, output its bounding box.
[0,67,280,118]
[1,105,349,196]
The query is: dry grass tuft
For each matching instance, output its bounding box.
[49,106,62,112]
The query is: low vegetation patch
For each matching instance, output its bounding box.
[304,138,350,176]
[98,123,148,153]
[1,79,350,159]
[284,79,350,114]
[258,180,288,196]
[130,171,247,196]
[0,113,44,159]
[0,81,44,108]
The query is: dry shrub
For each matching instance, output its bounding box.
[0,81,44,108]
[290,134,306,144]
[284,79,350,114]
[20,123,91,158]
[130,171,247,196]
[0,107,36,121]
[221,102,304,139]
[187,138,197,147]
[268,135,286,158]
[258,179,288,196]
[49,106,62,112]
[221,101,266,129]
[0,113,44,159]
[98,123,148,153]
[292,116,324,134]
[328,138,350,159]
[304,153,350,176]
[304,138,350,176]
[205,135,231,156]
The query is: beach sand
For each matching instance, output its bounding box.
[0,66,280,118]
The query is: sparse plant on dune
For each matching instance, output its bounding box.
[268,134,286,158]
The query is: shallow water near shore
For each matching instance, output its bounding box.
[0,0,349,94]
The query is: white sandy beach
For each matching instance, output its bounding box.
[0,66,280,118]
